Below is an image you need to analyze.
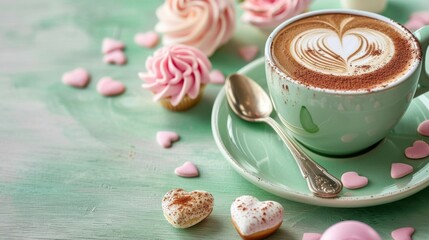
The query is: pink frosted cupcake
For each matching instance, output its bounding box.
[241,0,312,33]
[155,0,235,56]
[139,45,212,112]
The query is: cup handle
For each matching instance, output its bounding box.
[413,25,429,97]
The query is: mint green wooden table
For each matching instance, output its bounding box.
[1,0,428,239]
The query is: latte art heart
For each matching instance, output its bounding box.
[290,17,395,76]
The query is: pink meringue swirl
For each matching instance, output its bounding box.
[241,0,312,29]
[139,45,212,106]
[155,0,235,56]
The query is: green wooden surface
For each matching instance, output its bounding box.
[0,0,428,239]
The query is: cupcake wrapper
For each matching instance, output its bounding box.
[159,85,206,112]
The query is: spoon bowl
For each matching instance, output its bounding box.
[225,73,343,198]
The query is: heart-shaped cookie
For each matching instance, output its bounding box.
[103,50,127,65]
[391,163,413,179]
[405,140,429,159]
[62,68,90,88]
[175,161,199,178]
[156,131,179,148]
[391,227,415,240]
[341,171,368,189]
[134,31,159,48]
[102,38,124,54]
[417,119,429,136]
[162,188,214,228]
[231,195,283,240]
[96,77,126,96]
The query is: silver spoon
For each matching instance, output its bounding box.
[225,73,343,198]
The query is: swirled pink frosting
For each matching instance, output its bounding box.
[155,0,235,56]
[138,45,212,106]
[241,0,312,29]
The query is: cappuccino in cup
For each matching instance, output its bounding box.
[265,10,428,156]
[271,13,421,91]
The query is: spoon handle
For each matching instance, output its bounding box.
[264,117,343,198]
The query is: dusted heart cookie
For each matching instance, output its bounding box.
[231,195,283,240]
[162,188,214,228]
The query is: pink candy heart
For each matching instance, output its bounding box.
[417,119,429,136]
[391,163,414,179]
[102,38,125,54]
[404,11,429,31]
[134,31,159,48]
[341,171,368,189]
[209,69,225,84]
[175,161,199,177]
[391,227,415,240]
[96,77,126,96]
[238,45,259,62]
[62,68,90,88]
[405,140,429,159]
[157,131,180,148]
[103,50,127,65]
[302,233,322,240]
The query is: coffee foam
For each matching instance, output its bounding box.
[271,13,421,91]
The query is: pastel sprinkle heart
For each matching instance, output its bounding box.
[62,68,90,88]
[341,171,368,189]
[175,161,199,178]
[238,45,259,62]
[391,227,415,240]
[303,233,322,240]
[134,31,159,48]
[391,163,413,179]
[405,140,429,159]
[103,50,127,65]
[209,69,225,84]
[157,131,179,148]
[417,119,429,136]
[102,38,125,54]
[96,77,126,96]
